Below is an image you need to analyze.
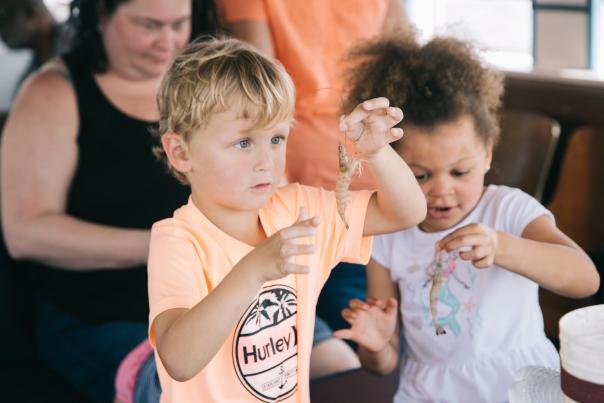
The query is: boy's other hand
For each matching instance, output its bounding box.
[333,297,398,353]
[339,97,404,159]
[244,207,320,283]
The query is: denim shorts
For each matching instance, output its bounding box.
[313,315,333,346]
[34,299,148,403]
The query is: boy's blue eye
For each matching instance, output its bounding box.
[235,139,250,149]
[415,173,430,181]
[271,136,285,145]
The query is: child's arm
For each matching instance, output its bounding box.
[153,208,320,382]
[340,98,426,236]
[437,216,599,298]
[334,258,401,375]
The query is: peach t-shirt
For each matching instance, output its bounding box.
[219,0,390,190]
[148,183,373,402]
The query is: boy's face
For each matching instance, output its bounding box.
[184,107,291,215]
[397,115,492,233]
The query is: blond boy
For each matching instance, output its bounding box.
[147,37,426,402]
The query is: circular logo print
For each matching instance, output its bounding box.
[233,285,298,401]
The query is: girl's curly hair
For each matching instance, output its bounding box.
[343,31,504,146]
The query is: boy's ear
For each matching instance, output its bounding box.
[161,133,192,174]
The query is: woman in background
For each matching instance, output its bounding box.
[1,1,219,401]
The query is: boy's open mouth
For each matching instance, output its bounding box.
[430,207,451,212]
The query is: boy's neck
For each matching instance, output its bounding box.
[191,195,267,246]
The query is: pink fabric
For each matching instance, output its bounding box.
[115,339,154,403]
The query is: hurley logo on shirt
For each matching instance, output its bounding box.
[233,285,298,401]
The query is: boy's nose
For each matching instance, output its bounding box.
[254,147,275,171]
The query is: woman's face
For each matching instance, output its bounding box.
[100,0,191,80]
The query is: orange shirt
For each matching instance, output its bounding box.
[219,0,390,190]
[148,184,373,402]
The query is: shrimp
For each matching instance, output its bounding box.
[335,141,360,229]
[429,252,447,335]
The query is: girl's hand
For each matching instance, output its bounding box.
[333,297,398,353]
[436,223,499,268]
[339,97,404,158]
[242,207,320,283]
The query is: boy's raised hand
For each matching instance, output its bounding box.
[244,207,320,283]
[339,97,404,158]
[333,297,398,353]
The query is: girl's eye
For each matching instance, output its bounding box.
[415,173,430,181]
[235,139,250,149]
[271,136,285,145]
[452,170,470,177]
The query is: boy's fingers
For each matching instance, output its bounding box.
[386,107,404,125]
[281,262,311,275]
[387,127,404,141]
[341,97,390,129]
[297,206,309,222]
[362,97,390,110]
[281,243,316,258]
[280,221,319,240]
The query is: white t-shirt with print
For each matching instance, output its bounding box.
[372,185,560,403]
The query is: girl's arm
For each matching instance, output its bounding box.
[339,98,426,236]
[334,258,401,375]
[499,215,599,298]
[439,215,599,298]
[1,62,150,270]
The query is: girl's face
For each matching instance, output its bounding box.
[100,0,191,80]
[182,106,290,218]
[397,115,493,233]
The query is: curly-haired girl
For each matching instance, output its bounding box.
[334,33,599,402]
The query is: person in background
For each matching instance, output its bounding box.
[0,1,219,402]
[334,33,600,402]
[218,0,411,360]
[0,0,61,91]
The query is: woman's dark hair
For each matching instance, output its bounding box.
[343,31,504,147]
[66,0,220,72]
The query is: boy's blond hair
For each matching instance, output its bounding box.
[154,37,296,183]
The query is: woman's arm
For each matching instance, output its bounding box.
[226,20,275,58]
[1,62,150,270]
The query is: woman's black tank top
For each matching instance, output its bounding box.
[29,51,189,322]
